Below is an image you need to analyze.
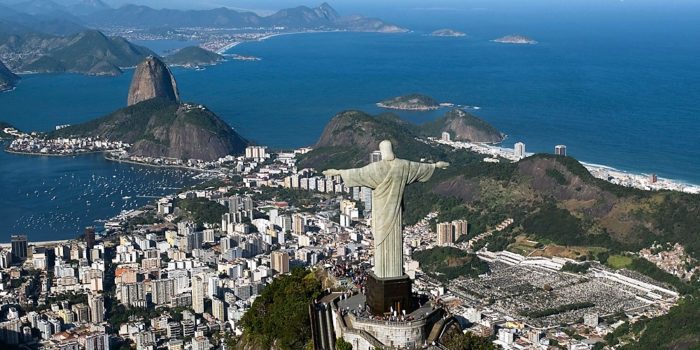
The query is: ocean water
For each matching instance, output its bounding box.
[1,3,700,240]
[0,149,198,239]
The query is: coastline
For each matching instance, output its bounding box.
[3,32,699,197]
[4,148,108,157]
[0,239,71,248]
[220,29,350,54]
[375,102,440,111]
[431,137,700,194]
[103,155,213,173]
[3,147,216,173]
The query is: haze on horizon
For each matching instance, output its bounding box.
[2,0,699,15]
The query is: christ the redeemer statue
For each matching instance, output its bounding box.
[324,140,449,279]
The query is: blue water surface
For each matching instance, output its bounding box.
[1,2,699,239]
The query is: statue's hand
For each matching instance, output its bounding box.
[323,169,340,177]
[435,161,450,169]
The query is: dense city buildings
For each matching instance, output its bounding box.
[0,144,693,350]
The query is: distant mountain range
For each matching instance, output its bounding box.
[0,1,405,77]
[0,1,405,34]
[0,29,154,75]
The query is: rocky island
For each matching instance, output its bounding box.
[50,56,248,161]
[231,54,261,61]
[377,94,440,111]
[493,35,538,45]
[430,28,467,37]
[0,60,19,92]
[165,46,224,67]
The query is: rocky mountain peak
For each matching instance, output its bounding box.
[127,55,180,106]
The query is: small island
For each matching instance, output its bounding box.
[492,35,538,45]
[377,94,440,111]
[165,46,224,67]
[231,54,261,61]
[430,29,467,37]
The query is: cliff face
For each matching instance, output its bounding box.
[129,102,248,161]
[127,56,180,106]
[0,60,19,91]
[420,109,504,143]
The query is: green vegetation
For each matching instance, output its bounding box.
[301,110,700,350]
[607,254,633,269]
[413,247,490,281]
[298,110,450,170]
[442,332,499,350]
[34,30,152,75]
[627,257,694,294]
[521,302,595,318]
[240,269,322,350]
[177,198,227,225]
[51,97,248,160]
[336,338,353,350]
[254,186,321,209]
[165,46,223,66]
[618,295,700,350]
[560,262,590,274]
[523,201,617,248]
[546,168,568,185]
[52,98,180,141]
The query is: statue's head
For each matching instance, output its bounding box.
[379,140,396,161]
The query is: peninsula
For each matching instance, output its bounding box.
[421,108,505,144]
[493,35,538,44]
[11,56,248,161]
[430,28,467,37]
[377,94,440,111]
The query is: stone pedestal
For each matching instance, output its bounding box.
[366,272,414,316]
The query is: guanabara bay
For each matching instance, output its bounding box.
[0,1,698,350]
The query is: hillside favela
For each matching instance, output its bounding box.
[0,0,699,350]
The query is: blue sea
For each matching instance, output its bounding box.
[1,1,699,240]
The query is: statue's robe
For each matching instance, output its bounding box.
[339,159,435,278]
